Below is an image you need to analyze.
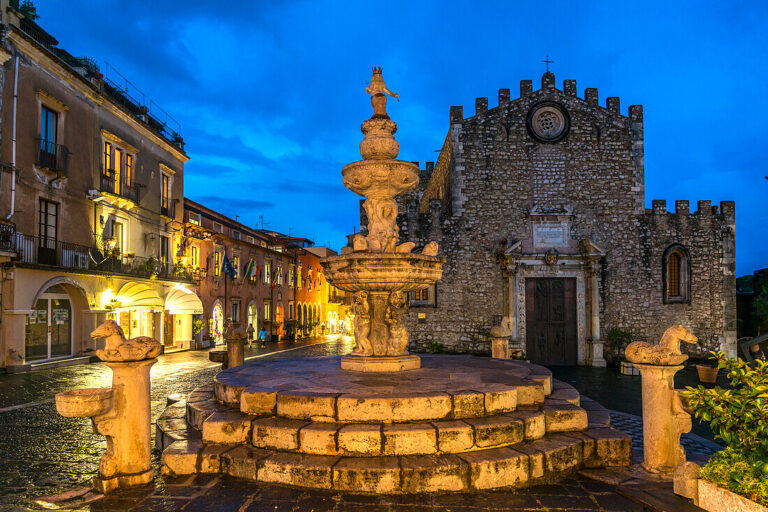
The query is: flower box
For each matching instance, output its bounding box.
[698,479,768,512]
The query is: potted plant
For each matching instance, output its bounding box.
[681,352,768,510]
[696,362,719,384]
[607,328,636,374]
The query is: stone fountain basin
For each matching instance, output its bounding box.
[321,252,444,292]
[342,159,419,198]
[55,388,113,418]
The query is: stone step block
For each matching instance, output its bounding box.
[534,433,585,474]
[508,410,546,440]
[332,456,400,493]
[528,372,552,396]
[161,439,232,476]
[549,387,580,406]
[483,385,518,414]
[214,377,248,406]
[586,408,611,428]
[252,417,309,451]
[433,420,474,453]
[202,411,254,444]
[277,391,337,420]
[187,398,231,430]
[240,386,277,415]
[336,393,452,423]
[515,381,546,406]
[383,423,437,456]
[450,390,485,418]
[583,427,632,467]
[187,385,213,404]
[542,402,588,433]
[337,423,382,455]
[465,415,524,448]
[220,445,273,480]
[400,454,468,493]
[258,452,339,490]
[299,422,342,455]
[458,446,529,490]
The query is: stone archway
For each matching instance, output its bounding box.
[26,278,89,362]
[211,300,224,345]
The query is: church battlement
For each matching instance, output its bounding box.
[649,199,735,219]
[448,73,644,123]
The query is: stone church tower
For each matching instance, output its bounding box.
[392,72,736,364]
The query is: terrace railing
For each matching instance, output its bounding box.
[36,139,69,175]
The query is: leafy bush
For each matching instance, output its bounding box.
[192,319,204,338]
[425,342,444,354]
[681,351,768,504]
[606,328,633,361]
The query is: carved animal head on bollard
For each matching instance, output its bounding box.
[91,320,124,341]
[660,325,698,354]
[92,319,161,362]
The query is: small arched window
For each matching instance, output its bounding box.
[663,244,691,304]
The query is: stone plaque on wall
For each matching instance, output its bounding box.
[533,224,568,248]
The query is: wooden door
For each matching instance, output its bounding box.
[525,278,577,365]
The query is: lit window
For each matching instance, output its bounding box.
[297,266,302,289]
[214,250,221,277]
[663,245,690,304]
[233,255,240,279]
[161,173,170,214]
[264,301,271,321]
[410,286,435,306]
[189,212,201,226]
[125,154,133,187]
[289,265,294,286]
[191,245,199,267]
[264,261,271,284]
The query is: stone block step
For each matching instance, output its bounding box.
[160,427,632,493]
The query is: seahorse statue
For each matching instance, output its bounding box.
[91,320,162,362]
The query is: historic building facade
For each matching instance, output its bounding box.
[0,3,194,370]
[395,72,736,364]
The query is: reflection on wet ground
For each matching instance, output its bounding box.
[0,336,354,507]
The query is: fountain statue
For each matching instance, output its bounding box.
[321,67,444,372]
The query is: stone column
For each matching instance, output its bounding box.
[634,363,689,475]
[226,337,245,369]
[587,262,606,367]
[94,358,157,493]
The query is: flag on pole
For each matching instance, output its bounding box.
[244,259,255,280]
[221,254,235,281]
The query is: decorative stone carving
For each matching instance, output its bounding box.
[92,320,162,362]
[490,316,512,359]
[625,325,698,366]
[321,68,445,371]
[55,321,159,493]
[526,102,570,143]
[630,325,698,475]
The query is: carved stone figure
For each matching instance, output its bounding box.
[366,67,398,118]
[364,198,399,252]
[422,241,439,256]
[353,291,373,355]
[92,320,162,362]
[395,242,415,253]
[625,325,698,365]
[385,291,409,355]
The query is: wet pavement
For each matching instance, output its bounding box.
[0,346,719,510]
[0,336,354,509]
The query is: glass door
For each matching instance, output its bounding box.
[24,289,71,362]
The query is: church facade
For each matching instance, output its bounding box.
[392,72,736,365]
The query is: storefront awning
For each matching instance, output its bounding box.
[165,286,204,315]
[116,282,163,310]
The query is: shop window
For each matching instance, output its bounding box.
[663,244,691,304]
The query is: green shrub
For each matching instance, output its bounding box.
[681,351,768,504]
[606,328,633,359]
[425,342,444,354]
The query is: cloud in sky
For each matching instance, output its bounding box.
[34,0,768,274]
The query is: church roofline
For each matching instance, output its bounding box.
[449,72,643,125]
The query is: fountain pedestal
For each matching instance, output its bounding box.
[341,353,421,372]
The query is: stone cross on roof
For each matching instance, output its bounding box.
[541,55,554,73]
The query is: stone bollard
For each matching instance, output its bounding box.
[625,324,698,475]
[223,324,247,369]
[489,316,512,359]
[55,320,161,493]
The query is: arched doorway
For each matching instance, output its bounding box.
[303,304,309,337]
[211,301,224,345]
[296,303,303,338]
[247,302,258,334]
[275,304,284,338]
[25,284,73,362]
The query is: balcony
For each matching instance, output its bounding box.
[14,232,194,282]
[0,221,16,254]
[100,170,141,206]
[36,139,69,175]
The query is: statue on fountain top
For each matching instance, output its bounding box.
[366,67,399,118]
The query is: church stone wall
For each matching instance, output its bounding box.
[391,73,736,360]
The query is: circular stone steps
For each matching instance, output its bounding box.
[159,355,632,493]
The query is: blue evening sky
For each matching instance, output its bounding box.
[33,1,767,276]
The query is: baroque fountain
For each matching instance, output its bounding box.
[136,68,631,494]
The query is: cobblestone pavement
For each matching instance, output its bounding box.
[0,348,718,510]
[0,336,354,509]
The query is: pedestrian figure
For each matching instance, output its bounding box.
[246,323,255,347]
[258,327,267,348]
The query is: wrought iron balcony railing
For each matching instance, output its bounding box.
[36,139,69,174]
[14,232,195,282]
[100,170,141,203]
[0,221,16,253]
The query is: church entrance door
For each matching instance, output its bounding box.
[525,278,577,365]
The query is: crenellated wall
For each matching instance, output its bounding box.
[393,72,736,360]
